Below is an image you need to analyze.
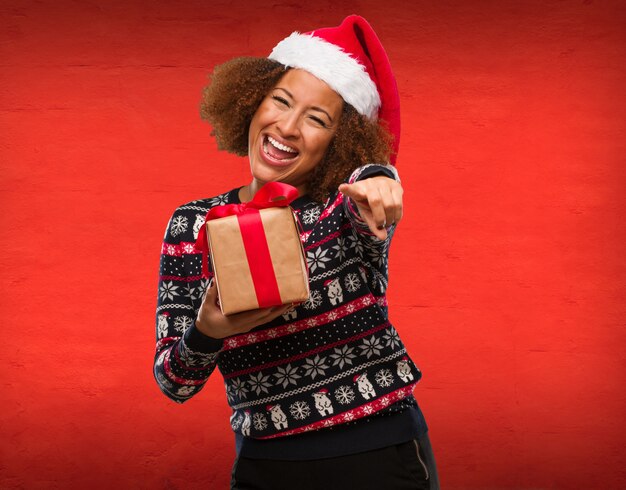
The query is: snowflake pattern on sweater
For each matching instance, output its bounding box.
[153,164,422,440]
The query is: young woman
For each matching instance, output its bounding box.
[154,15,440,490]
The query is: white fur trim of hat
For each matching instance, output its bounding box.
[268,32,380,120]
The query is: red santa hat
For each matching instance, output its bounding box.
[268,15,401,164]
[317,388,329,394]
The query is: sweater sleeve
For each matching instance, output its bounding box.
[341,163,401,296]
[153,207,224,404]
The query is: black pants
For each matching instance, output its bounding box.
[230,431,440,490]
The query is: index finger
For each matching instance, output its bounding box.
[338,183,367,202]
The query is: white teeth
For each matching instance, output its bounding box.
[267,135,298,153]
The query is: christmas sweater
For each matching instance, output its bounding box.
[153,164,424,449]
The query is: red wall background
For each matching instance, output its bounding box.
[1,1,624,488]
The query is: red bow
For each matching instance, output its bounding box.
[206,182,298,221]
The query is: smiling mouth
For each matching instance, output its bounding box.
[262,135,299,163]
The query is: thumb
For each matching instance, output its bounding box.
[204,278,216,299]
[203,278,222,309]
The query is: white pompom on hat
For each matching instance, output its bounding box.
[268,15,401,164]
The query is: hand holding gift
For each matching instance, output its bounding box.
[195,280,293,339]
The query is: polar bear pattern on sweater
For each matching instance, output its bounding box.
[396,358,414,382]
[192,214,205,240]
[312,389,334,416]
[268,404,288,430]
[354,373,376,400]
[324,278,343,305]
[157,313,170,339]
[241,410,252,436]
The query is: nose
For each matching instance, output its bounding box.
[276,111,300,139]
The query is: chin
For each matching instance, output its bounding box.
[251,160,294,183]
[250,165,282,184]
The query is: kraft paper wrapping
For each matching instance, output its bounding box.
[206,207,309,315]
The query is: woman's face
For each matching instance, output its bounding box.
[247,69,343,192]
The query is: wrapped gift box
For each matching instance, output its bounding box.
[203,185,309,315]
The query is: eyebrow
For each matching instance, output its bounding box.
[274,87,335,123]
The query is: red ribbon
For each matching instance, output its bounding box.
[195,182,300,309]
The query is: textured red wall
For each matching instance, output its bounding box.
[1,1,624,488]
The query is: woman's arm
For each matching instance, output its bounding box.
[338,164,403,295]
[153,208,223,403]
[153,205,293,403]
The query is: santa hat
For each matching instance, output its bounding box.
[268,15,401,164]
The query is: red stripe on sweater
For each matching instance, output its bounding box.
[155,336,178,352]
[319,193,343,220]
[221,294,379,352]
[161,241,202,256]
[159,275,205,282]
[303,223,352,252]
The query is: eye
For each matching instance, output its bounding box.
[272,95,289,106]
[309,115,328,128]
